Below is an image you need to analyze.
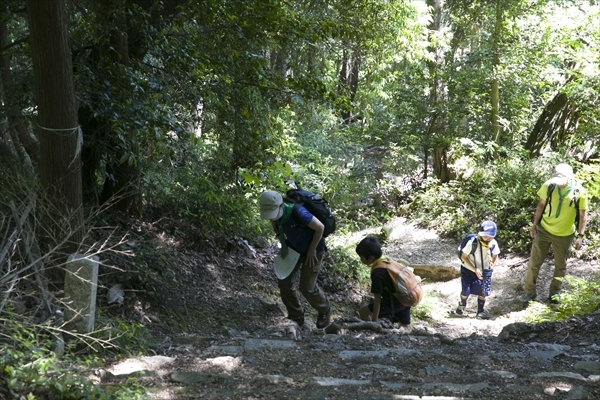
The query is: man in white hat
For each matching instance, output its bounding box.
[521,163,588,304]
[259,190,331,329]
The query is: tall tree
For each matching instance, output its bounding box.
[490,0,503,149]
[426,0,453,182]
[26,0,83,258]
[0,5,38,171]
[95,0,141,214]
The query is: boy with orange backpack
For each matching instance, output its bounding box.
[355,236,423,329]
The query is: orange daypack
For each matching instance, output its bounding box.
[373,258,423,307]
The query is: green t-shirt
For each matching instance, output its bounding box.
[538,180,587,236]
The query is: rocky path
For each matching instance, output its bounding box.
[102,318,600,399]
[101,218,600,399]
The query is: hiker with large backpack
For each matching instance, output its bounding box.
[520,163,588,305]
[456,221,501,320]
[355,236,423,330]
[259,189,333,329]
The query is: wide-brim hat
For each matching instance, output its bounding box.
[274,249,300,279]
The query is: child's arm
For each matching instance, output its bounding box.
[461,252,482,279]
[491,253,499,267]
[371,293,382,322]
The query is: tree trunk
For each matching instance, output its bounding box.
[0,16,38,172]
[26,0,84,282]
[338,46,361,123]
[490,0,503,152]
[96,0,142,215]
[524,92,579,157]
[426,0,451,182]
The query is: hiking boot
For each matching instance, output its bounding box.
[548,295,560,305]
[316,308,331,329]
[476,311,490,320]
[519,292,536,303]
[455,303,465,315]
[289,315,304,327]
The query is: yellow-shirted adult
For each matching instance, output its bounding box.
[521,163,588,304]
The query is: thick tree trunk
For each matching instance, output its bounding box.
[490,0,503,152]
[524,92,579,157]
[26,0,84,282]
[426,0,451,182]
[338,47,361,123]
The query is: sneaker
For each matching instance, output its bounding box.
[455,303,466,315]
[519,292,537,302]
[316,308,331,329]
[476,311,490,320]
[289,315,304,326]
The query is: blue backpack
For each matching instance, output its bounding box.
[457,234,478,261]
[457,234,497,269]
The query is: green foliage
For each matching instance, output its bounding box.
[411,291,448,322]
[407,153,599,255]
[0,316,147,399]
[95,319,153,356]
[524,275,600,323]
[326,246,370,286]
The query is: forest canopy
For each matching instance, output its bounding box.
[0,0,599,305]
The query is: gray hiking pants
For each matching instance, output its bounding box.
[278,252,330,320]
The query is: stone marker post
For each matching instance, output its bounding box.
[64,254,98,333]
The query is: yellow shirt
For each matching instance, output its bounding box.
[539,180,587,236]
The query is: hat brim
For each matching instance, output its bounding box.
[274,249,300,279]
[260,205,283,220]
[548,176,570,186]
[478,231,496,238]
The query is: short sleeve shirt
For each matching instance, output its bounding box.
[539,180,587,236]
[282,205,326,255]
[462,237,500,270]
[370,268,401,304]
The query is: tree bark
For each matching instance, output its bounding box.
[0,15,38,171]
[426,0,451,182]
[490,0,503,152]
[338,46,361,123]
[26,0,84,281]
[524,92,579,157]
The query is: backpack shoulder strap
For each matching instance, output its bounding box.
[289,203,305,227]
[545,183,556,217]
[470,236,478,256]
[570,186,581,209]
[372,258,400,280]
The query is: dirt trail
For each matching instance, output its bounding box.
[101,217,600,399]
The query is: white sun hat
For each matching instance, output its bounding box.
[273,248,300,279]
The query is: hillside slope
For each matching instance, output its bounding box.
[99,217,600,399]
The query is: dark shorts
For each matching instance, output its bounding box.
[460,267,493,297]
[368,296,411,325]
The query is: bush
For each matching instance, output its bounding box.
[525,275,600,323]
[0,312,149,399]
